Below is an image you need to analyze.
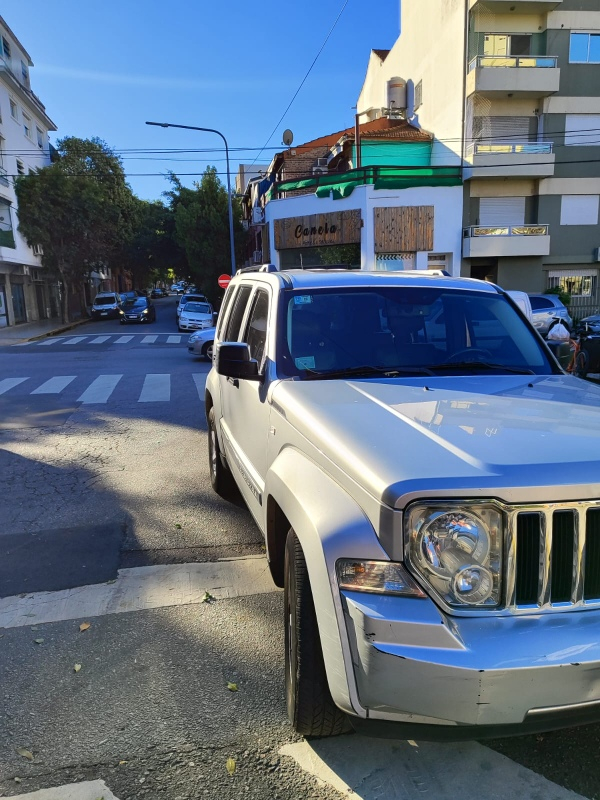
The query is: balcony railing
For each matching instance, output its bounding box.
[466,141,553,156]
[464,224,549,238]
[468,55,558,72]
[0,166,9,187]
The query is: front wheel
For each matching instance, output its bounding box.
[575,350,589,379]
[202,341,214,361]
[284,529,351,737]
[207,407,237,499]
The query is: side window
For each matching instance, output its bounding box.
[224,285,252,342]
[216,285,236,339]
[242,289,269,369]
[529,297,553,311]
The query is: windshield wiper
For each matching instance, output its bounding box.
[302,364,435,380]
[427,361,535,375]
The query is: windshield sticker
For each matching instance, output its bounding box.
[295,356,315,370]
[294,295,313,305]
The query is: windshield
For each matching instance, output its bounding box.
[183,302,211,314]
[126,299,147,309]
[181,295,205,304]
[280,287,556,378]
[94,296,117,306]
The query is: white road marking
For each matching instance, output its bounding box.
[192,373,207,398]
[280,738,588,800]
[77,374,122,404]
[10,780,120,799]
[167,335,181,343]
[12,341,33,346]
[62,336,87,345]
[0,377,28,395]
[37,338,64,346]
[88,335,110,344]
[139,373,170,402]
[31,376,76,394]
[114,335,134,343]
[0,557,276,628]
[141,334,157,343]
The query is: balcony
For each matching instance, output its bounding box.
[463,225,550,258]
[469,0,562,9]
[466,56,560,99]
[464,141,555,179]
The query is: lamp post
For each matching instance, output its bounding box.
[146,121,236,276]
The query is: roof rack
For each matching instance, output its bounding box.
[237,263,279,274]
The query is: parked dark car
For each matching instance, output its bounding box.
[150,288,168,298]
[119,297,156,324]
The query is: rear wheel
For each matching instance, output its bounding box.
[575,350,589,379]
[207,407,236,499]
[284,529,351,737]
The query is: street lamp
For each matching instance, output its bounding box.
[145,121,236,276]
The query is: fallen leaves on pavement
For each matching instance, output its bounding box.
[79,622,91,632]
[16,748,33,761]
[227,682,238,692]
[226,757,236,775]
[74,664,82,673]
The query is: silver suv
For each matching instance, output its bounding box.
[528,293,572,336]
[91,292,123,320]
[206,268,600,739]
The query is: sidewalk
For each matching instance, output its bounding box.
[0,317,87,346]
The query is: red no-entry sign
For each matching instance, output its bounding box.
[218,274,232,289]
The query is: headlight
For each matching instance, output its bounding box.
[142,308,148,315]
[405,504,503,608]
[119,309,124,315]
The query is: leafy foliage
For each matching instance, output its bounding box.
[545,285,572,307]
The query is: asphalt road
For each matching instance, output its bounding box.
[0,295,600,800]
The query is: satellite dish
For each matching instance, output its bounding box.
[282,129,294,146]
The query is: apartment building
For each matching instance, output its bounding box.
[358,0,600,317]
[0,15,57,328]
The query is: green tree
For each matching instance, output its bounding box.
[166,167,246,303]
[15,137,135,322]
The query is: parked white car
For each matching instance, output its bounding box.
[178,301,213,332]
[205,267,600,740]
[176,293,209,320]
[187,327,215,360]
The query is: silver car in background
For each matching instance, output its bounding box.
[187,327,215,360]
[528,294,573,336]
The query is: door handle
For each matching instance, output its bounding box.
[227,377,239,388]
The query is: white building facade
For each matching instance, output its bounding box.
[0,16,57,328]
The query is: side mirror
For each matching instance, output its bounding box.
[216,342,260,380]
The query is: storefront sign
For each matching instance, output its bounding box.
[274,210,361,250]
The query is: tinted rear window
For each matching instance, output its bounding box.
[94,296,117,305]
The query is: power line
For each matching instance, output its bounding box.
[250,0,350,166]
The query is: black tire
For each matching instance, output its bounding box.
[575,350,589,379]
[207,407,237,499]
[284,530,351,737]
[201,341,214,361]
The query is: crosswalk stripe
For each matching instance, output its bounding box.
[114,335,134,343]
[167,335,181,343]
[192,373,207,399]
[0,377,28,395]
[88,335,110,344]
[37,337,64,345]
[139,373,170,402]
[63,336,87,345]
[77,374,122,403]
[141,335,157,343]
[31,376,76,394]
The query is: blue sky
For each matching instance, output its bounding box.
[6,1,400,201]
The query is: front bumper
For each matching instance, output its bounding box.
[92,309,119,319]
[342,591,600,733]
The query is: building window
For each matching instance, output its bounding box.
[20,60,29,86]
[16,159,25,176]
[560,195,600,226]
[565,114,600,146]
[484,34,532,57]
[1,36,11,62]
[570,33,600,64]
[36,127,44,148]
[548,271,596,298]
[414,80,423,112]
[9,98,17,120]
[23,113,32,140]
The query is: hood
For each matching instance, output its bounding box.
[272,374,600,507]
[181,311,212,321]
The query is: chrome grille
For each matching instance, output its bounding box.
[509,503,600,611]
